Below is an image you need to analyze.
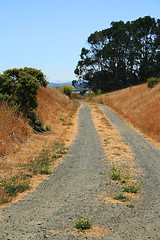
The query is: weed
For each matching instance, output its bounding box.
[123,183,140,194]
[53,142,64,149]
[56,150,67,154]
[35,118,43,127]
[104,139,110,144]
[75,217,92,231]
[45,125,51,131]
[126,204,134,209]
[52,154,62,159]
[114,193,130,202]
[110,167,121,181]
[59,117,65,121]
[23,149,52,175]
[62,122,73,125]
[147,77,160,88]
[39,168,52,175]
[2,175,30,197]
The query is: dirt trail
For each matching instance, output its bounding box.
[0,103,160,239]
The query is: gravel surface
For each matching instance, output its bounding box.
[0,103,160,239]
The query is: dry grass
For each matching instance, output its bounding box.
[0,103,32,156]
[36,86,72,127]
[0,86,80,204]
[89,104,141,206]
[93,83,160,144]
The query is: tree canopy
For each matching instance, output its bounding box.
[74,16,160,92]
[0,67,48,120]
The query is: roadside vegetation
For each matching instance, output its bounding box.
[89,104,141,207]
[74,217,92,231]
[0,68,80,204]
[92,82,160,144]
[0,140,69,204]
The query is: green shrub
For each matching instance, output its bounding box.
[147,77,160,88]
[110,167,121,181]
[123,183,140,194]
[45,125,51,131]
[114,193,130,202]
[96,89,102,95]
[35,118,43,127]
[88,91,95,97]
[0,67,48,120]
[59,84,74,97]
[3,175,30,196]
[75,217,92,231]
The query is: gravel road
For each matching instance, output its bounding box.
[0,103,160,239]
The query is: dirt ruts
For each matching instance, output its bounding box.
[0,102,160,239]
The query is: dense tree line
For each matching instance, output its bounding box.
[74,16,160,92]
[0,67,48,120]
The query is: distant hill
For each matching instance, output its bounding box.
[49,81,72,88]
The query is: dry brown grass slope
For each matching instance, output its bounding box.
[94,83,160,144]
[0,86,79,179]
[0,103,32,156]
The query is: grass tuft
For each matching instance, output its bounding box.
[0,174,30,203]
[123,183,140,194]
[110,167,121,181]
[114,193,130,202]
[75,217,92,231]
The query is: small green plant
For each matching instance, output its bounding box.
[147,77,160,88]
[88,91,95,98]
[75,217,92,231]
[104,139,110,144]
[39,167,51,175]
[62,122,73,125]
[23,149,52,175]
[114,193,130,202]
[35,118,43,127]
[52,154,62,159]
[110,167,121,181]
[59,117,65,121]
[126,204,134,209]
[123,183,140,194]
[96,89,102,95]
[3,175,30,196]
[56,150,67,154]
[45,125,51,131]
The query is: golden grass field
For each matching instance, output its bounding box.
[93,83,160,144]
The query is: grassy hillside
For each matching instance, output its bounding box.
[0,86,76,156]
[0,86,79,178]
[0,104,32,156]
[95,83,160,144]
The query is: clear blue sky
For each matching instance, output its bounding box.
[0,0,159,83]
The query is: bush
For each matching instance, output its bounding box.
[3,175,30,196]
[35,118,43,127]
[45,125,51,131]
[59,84,74,97]
[0,67,48,120]
[147,77,160,88]
[123,183,140,193]
[75,217,92,231]
[110,167,121,181]
[88,91,95,98]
